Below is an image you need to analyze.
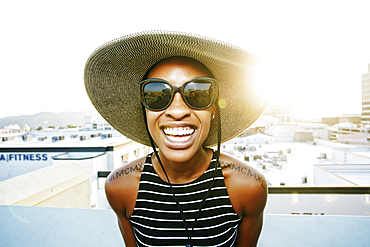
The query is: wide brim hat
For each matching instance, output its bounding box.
[84,30,268,147]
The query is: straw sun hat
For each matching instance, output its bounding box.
[84,30,268,147]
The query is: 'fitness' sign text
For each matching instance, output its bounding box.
[0,153,48,162]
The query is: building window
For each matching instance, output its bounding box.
[121,153,129,165]
[134,149,140,158]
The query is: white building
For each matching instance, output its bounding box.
[83,115,113,131]
[328,122,370,142]
[362,64,370,124]
[0,129,149,208]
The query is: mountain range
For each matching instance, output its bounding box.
[0,111,103,129]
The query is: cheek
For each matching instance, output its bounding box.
[145,111,161,134]
[199,111,213,132]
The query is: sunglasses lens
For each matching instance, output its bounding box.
[143,82,172,110]
[141,78,216,111]
[184,82,214,109]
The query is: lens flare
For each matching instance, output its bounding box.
[7,206,31,224]
[218,99,227,109]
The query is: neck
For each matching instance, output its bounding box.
[154,147,212,184]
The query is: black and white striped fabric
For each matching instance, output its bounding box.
[130,151,241,247]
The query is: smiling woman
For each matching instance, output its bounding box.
[84,30,269,247]
[143,57,215,164]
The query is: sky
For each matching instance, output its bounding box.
[1,0,370,120]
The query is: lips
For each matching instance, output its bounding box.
[162,126,195,142]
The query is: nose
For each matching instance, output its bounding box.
[165,92,191,119]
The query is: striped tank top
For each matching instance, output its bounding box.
[130,151,241,247]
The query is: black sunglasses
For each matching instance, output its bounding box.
[139,77,218,111]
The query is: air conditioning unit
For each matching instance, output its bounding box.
[80,135,91,141]
[2,136,15,142]
[22,134,33,141]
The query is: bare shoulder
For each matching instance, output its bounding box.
[220,153,268,217]
[106,156,146,186]
[220,153,267,193]
[105,156,146,217]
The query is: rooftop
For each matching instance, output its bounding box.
[223,140,336,186]
[0,129,129,149]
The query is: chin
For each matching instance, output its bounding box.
[159,145,204,163]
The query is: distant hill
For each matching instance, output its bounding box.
[0,111,104,129]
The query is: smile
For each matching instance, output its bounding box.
[163,127,195,142]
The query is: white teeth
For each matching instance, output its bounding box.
[167,135,192,142]
[163,127,194,136]
[163,127,195,142]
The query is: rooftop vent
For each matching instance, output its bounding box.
[22,134,33,142]
[38,137,47,142]
[90,133,99,138]
[1,136,15,142]
[52,136,65,142]
[101,133,112,139]
[80,135,91,141]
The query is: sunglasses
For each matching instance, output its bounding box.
[139,77,218,111]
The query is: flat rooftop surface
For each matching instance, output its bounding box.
[224,141,335,186]
[1,205,369,247]
[0,129,130,148]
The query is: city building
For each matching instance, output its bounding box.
[0,128,149,208]
[262,96,295,123]
[362,64,370,124]
[328,122,370,142]
[0,124,30,141]
[322,114,362,126]
[262,122,329,141]
[83,115,113,131]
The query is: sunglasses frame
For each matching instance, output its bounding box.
[139,77,218,111]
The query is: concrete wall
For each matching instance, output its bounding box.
[266,193,370,216]
[313,165,357,186]
[0,162,90,208]
[332,148,370,164]
[293,131,314,142]
[53,154,107,207]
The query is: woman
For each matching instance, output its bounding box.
[85,31,268,247]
